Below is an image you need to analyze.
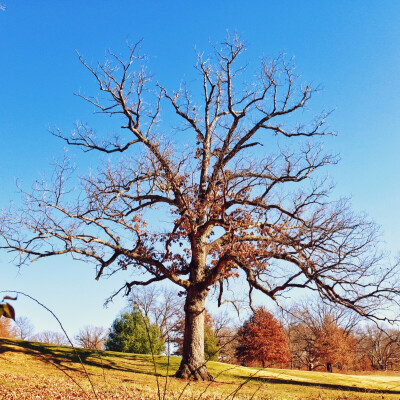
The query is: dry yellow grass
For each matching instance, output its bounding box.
[1,338,400,399]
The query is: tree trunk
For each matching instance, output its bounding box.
[175,288,212,380]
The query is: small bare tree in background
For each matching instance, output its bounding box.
[33,331,69,346]
[358,325,400,371]
[15,316,35,340]
[75,325,108,350]
[212,312,238,363]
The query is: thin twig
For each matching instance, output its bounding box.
[162,333,171,400]
[140,307,161,400]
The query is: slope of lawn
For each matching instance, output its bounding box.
[1,338,400,399]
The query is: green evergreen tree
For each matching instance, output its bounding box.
[204,324,220,361]
[105,307,164,354]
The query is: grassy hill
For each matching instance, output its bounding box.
[1,338,400,399]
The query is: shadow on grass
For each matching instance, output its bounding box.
[237,374,400,395]
[6,338,397,396]
[0,338,176,377]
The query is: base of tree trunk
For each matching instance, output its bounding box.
[175,363,213,381]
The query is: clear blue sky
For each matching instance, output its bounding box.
[1,1,400,336]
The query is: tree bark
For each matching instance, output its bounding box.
[175,288,212,380]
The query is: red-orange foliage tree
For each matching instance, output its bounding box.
[1,36,399,380]
[288,304,357,371]
[236,307,290,367]
[313,316,356,371]
[0,316,16,338]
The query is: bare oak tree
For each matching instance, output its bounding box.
[1,35,399,380]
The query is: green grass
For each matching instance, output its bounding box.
[1,337,400,399]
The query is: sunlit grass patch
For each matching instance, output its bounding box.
[1,338,400,399]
